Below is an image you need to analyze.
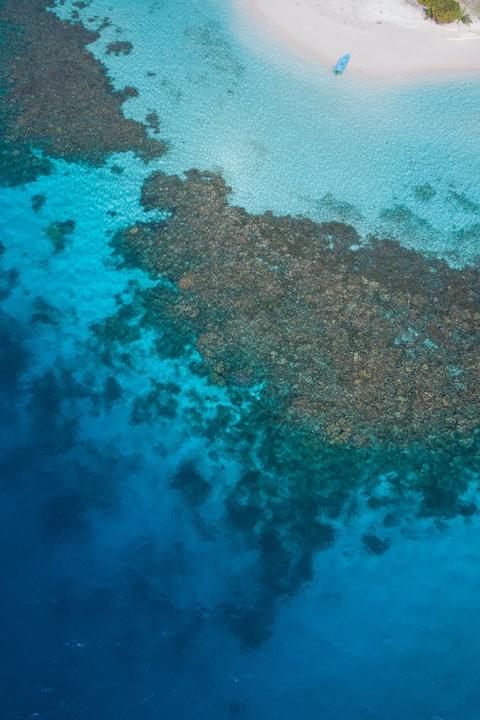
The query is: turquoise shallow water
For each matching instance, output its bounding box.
[1,1,480,718]
[56,0,480,266]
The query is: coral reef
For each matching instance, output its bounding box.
[106,40,133,56]
[116,169,480,448]
[45,219,75,253]
[0,0,164,186]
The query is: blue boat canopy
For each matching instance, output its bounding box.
[333,53,351,75]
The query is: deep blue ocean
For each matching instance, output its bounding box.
[1,1,480,718]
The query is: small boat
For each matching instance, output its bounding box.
[333,53,351,75]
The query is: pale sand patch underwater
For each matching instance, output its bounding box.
[236,0,480,79]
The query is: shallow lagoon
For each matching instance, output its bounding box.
[56,0,480,265]
[1,1,479,718]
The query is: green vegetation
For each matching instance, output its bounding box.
[419,0,466,23]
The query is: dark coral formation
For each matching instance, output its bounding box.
[45,219,75,252]
[0,0,164,186]
[116,169,480,449]
[31,193,46,212]
[145,111,162,135]
[170,462,212,507]
[106,40,133,56]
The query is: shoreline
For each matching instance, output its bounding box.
[235,0,480,79]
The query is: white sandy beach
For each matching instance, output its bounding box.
[236,0,480,78]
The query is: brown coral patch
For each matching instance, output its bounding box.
[117,169,480,448]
